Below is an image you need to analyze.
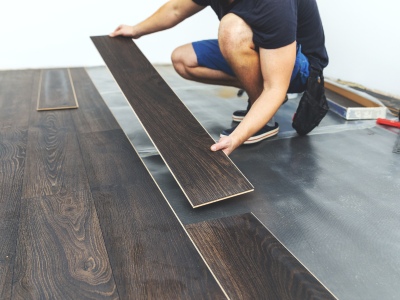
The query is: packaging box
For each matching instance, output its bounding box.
[325,79,386,120]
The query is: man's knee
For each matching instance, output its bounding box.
[218,13,254,58]
[171,44,197,79]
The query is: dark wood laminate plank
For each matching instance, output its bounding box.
[69,68,120,134]
[79,129,226,299]
[77,129,144,189]
[90,36,253,208]
[0,128,28,298]
[37,69,78,111]
[12,190,119,300]
[0,70,39,130]
[22,109,89,199]
[185,213,337,300]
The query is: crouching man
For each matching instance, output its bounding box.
[110,0,328,155]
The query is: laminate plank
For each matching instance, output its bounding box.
[37,69,78,111]
[79,129,226,299]
[22,109,89,199]
[0,70,40,130]
[69,68,120,134]
[185,213,337,300]
[77,129,144,189]
[90,36,253,208]
[325,88,364,108]
[0,128,28,298]
[12,190,119,300]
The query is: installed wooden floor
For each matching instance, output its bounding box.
[186,213,337,300]
[91,36,253,208]
[0,68,226,299]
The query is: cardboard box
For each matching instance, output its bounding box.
[324,80,386,120]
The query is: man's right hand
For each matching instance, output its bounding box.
[109,25,141,38]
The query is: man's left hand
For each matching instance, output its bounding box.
[210,135,239,156]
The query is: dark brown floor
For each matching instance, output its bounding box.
[91,36,253,208]
[0,68,226,300]
[186,213,336,300]
[86,65,400,300]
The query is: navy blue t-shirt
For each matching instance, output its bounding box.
[192,0,328,69]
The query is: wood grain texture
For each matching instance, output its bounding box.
[77,129,144,189]
[37,69,78,111]
[69,68,120,134]
[22,109,89,199]
[12,190,119,300]
[185,213,337,300]
[0,128,28,298]
[0,70,40,130]
[90,36,253,208]
[78,129,226,299]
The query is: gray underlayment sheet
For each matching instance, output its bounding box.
[87,65,400,300]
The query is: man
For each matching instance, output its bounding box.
[110,0,328,155]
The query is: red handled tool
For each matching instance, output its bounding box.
[376,118,400,129]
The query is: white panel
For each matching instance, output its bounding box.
[0,0,219,68]
[317,0,400,96]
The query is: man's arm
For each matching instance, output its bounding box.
[211,41,296,155]
[110,0,205,38]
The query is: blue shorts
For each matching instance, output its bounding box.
[192,39,309,93]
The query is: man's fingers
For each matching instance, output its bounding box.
[109,26,122,37]
[210,143,220,151]
[211,140,228,152]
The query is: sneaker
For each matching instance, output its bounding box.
[220,122,279,144]
[232,95,289,122]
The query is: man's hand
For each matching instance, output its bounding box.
[210,135,239,156]
[109,1,204,39]
[109,25,141,38]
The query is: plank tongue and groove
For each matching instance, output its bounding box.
[37,69,78,111]
[90,36,253,208]
[185,213,337,300]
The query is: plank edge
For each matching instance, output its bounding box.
[250,212,338,299]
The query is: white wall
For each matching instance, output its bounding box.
[0,0,219,69]
[317,0,400,96]
[1,0,399,96]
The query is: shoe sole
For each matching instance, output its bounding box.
[220,126,279,144]
[232,115,244,122]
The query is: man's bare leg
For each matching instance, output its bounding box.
[218,13,264,105]
[218,13,276,127]
[171,43,243,89]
